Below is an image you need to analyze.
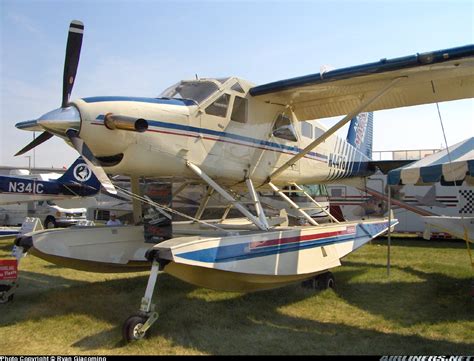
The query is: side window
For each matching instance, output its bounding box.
[302,184,327,197]
[319,184,329,196]
[231,82,245,94]
[272,113,297,142]
[231,96,248,123]
[301,122,313,138]
[205,93,230,117]
[314,126,324,139]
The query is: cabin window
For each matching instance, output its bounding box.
[231,82,245,94]
[301,122,313,138]
[272,113,297,142]
[205,93,230,117]
[330,188,343,197]
[160,80,219,104]
[231,96,248,123]
[302,184,328,197]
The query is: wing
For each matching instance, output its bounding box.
[249,45,474,121]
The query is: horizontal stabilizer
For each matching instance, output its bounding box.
[368,160,415,174]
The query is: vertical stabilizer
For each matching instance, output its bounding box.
[346,112,373,159]
[57,157,100,191]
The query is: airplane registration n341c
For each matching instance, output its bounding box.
[9,20,474,341]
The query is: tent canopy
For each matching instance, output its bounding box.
[387,137,474,186]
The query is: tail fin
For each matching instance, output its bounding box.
[57,157,101,191]
[347,112,373,159]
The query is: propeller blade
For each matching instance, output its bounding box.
[66,129,117,194]
[14,131,53,156]
[62,20,84,108]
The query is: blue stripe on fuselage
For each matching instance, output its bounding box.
[94,115,328,161]
[82,96,197,107]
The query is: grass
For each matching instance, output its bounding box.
[0,236,473,355]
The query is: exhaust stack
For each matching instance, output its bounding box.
[104,113,148,133]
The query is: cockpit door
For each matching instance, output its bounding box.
[270,111,300,173]
[199,93,231,155]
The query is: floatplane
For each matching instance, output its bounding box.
[9,20,474,341]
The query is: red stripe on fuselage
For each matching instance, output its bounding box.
[90,122,325,162]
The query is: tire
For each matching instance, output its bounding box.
[301,277,317,289]
[123,315,148,342]
[317,272,336,290]
[0,293,14,304]
[0,285,14,304]
[44,216,57,229]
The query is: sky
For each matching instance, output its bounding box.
[0,0,473,169]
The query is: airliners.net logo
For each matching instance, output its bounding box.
[380,357,472,361]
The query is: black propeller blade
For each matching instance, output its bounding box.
[14,131,54,156]
[15,20,84,156]
[62,20,84,108]
[66,129,117,194]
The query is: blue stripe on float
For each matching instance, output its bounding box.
[0,230,19,236]
[177,233,355,263]
[176,222,391,264]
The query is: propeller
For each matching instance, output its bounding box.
[62,20,84,108]
[66,129,117,194]
[16,20,117,195]
[14,131,53,156]
[15,20,84,153]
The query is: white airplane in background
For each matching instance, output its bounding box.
[11,20,474,341]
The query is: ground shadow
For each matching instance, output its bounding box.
[1,244,473,354]
[2,265,470,355]
[72,275,473,355]
[374,237,470,250]
[336,260,473,326]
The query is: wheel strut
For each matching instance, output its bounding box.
[123,259,161,342]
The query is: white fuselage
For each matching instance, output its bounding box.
[72,77,369,187]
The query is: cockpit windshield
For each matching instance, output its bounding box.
[159,80,220,105]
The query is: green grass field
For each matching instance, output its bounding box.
[0,237,473,355]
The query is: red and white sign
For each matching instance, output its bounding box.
[0,259,18,281]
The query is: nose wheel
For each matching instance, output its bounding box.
[123,315,147,341]
[0,284,17,304]
[123,259,161,342]
[123,312,158,342]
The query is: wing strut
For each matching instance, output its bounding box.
[186,161,270,231]
[291,183,340,223]
[268,77,405,182]
[268,182,319,226]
